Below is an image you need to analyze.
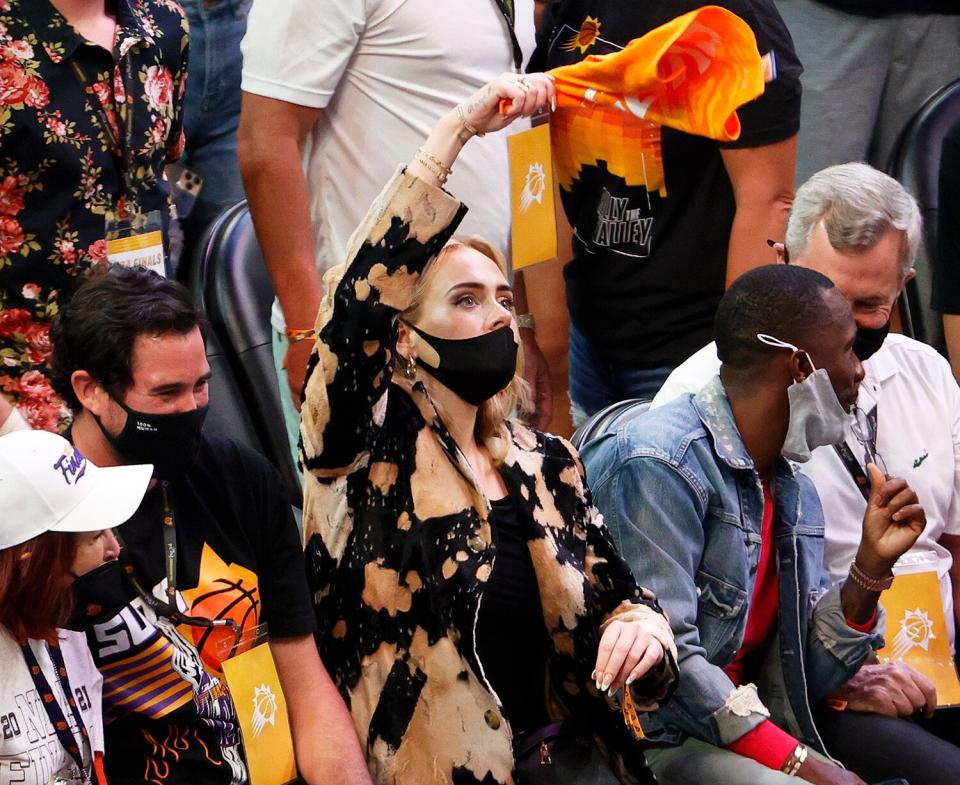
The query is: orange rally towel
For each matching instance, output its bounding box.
[545,5,767,196]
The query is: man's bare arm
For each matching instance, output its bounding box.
[238,93,324,410]
[719,135,797,287]
[271,635,372,785]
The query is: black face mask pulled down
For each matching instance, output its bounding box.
[97,398,209,480]
[854,319,891,362]
[63,559,138,631]
[412,325,519,406]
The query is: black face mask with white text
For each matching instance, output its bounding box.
[96,397,208,480]
[411,325,519,406]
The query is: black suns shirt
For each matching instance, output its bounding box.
[532,0,802,368]
[82,435,315,785]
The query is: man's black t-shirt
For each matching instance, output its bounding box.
[533,0,802,368]
[83,435,315,785]
[812,1,959,15]
[933,117,960,315]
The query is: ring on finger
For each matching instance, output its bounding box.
[515,76,530,92]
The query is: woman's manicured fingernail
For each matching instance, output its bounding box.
[551,97,557,112]
[626,675,636,687]
[601,673,613,692]
[595,673,603,691]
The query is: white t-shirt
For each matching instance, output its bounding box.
[240,0,536,330]
[652,334,960,647]
[0,629,103,785]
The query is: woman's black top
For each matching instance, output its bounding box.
[475,496,551,734]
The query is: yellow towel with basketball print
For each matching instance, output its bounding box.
[549,5,768,197]
[876,565,960,707]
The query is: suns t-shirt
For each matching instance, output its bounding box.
[82,435,315,785]
[533,0,802,369]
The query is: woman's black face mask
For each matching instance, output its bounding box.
[409,324,519,406]
[63,558,137,631]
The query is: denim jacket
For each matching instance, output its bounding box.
[582,377,883,752]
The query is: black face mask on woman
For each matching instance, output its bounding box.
[97,398,209,480]
[63,559,137,631]
[411,325,518,406]
[853,319,891,362]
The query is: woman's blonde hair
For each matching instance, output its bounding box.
[399,236,530,464]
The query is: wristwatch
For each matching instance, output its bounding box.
[781,743,808,776]
[516,313,536,332]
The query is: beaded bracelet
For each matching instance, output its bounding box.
[848,561,894,592]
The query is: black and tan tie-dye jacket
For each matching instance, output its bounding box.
[299,168,678,785]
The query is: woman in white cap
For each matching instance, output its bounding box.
[0,430,152,785]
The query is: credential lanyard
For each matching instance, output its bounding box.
[123,481,238,638]
[491,0,524,71]
[20,641,91,781]
[833,405,879,503]
[161,480,178,605]
[126,480,182,613]
[68,54,137,204]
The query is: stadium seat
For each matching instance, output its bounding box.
[570,398,652,451]
[888,78,960,350]
[180,202,302,507]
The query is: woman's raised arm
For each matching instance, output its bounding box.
[299,74,555,478]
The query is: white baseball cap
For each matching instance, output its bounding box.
[0,430,152,550]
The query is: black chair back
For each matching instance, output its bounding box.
[888,78,960,349]
[570,398,652,452]
[183,201,301,506]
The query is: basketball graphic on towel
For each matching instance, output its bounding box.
[180,544,262,671]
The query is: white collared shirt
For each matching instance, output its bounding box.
[653,334,960,647]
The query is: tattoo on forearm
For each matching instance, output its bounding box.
[462,86,493,118]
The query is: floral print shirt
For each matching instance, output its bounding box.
[0,0,187,431]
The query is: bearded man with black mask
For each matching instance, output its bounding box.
[43,265,371,785]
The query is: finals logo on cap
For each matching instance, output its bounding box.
[0,429,153,550]
[53,445,88,486]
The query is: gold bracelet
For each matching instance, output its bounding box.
[848,560,894,593]
[414,149,450,185]
[781,743,808,776]
[417,148,452,179]
[284,327,316,344]
[456,104,484,138]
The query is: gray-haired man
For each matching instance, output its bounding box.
[650,162,960,782]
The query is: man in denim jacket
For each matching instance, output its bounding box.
[583,265,926,785]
